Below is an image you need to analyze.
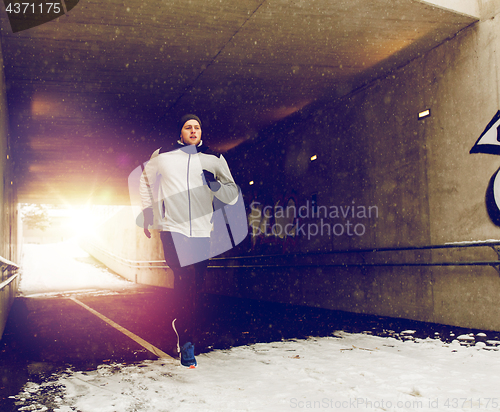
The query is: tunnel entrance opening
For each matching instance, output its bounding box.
[19,203,131,297]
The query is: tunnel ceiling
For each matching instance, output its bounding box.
[0,0,476,205]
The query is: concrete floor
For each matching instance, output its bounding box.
[2,286,500,411]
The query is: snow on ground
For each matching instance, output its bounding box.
[12,241,500,411]
[19,239,131,296]
[12,332,500,412]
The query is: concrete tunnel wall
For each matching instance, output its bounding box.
[0,41,19,340]
[210,5,500,332]
[81,206,174,289]
[83,3,500,332]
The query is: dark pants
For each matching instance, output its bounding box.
[160,231,210,345]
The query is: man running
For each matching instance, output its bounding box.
[140,114,238,367]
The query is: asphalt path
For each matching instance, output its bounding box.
[2,284,500,411]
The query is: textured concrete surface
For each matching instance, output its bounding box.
[209,4,500,331]
[0,0,477,204]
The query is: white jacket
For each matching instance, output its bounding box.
[139,141,239,237]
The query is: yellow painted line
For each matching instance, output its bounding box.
[70,297,175,361]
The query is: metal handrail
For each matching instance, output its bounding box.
[81,240,169,269]
[208,240,500,274]
[82,238,500,274]
[210,240,500,261]
[0,255,19,290]
[209,261,500,268]
[0,272,19,290]
[0,255,19,270]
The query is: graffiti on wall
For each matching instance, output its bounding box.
[470,111,500,225]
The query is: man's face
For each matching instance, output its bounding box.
[180,119,202,146]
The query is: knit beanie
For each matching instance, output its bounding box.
[178,114,202,136]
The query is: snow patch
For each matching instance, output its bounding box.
[12,333,500,412]
[19,239,131,296]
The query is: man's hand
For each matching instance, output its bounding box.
[143,208,153,238]
[201,170,221,191]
